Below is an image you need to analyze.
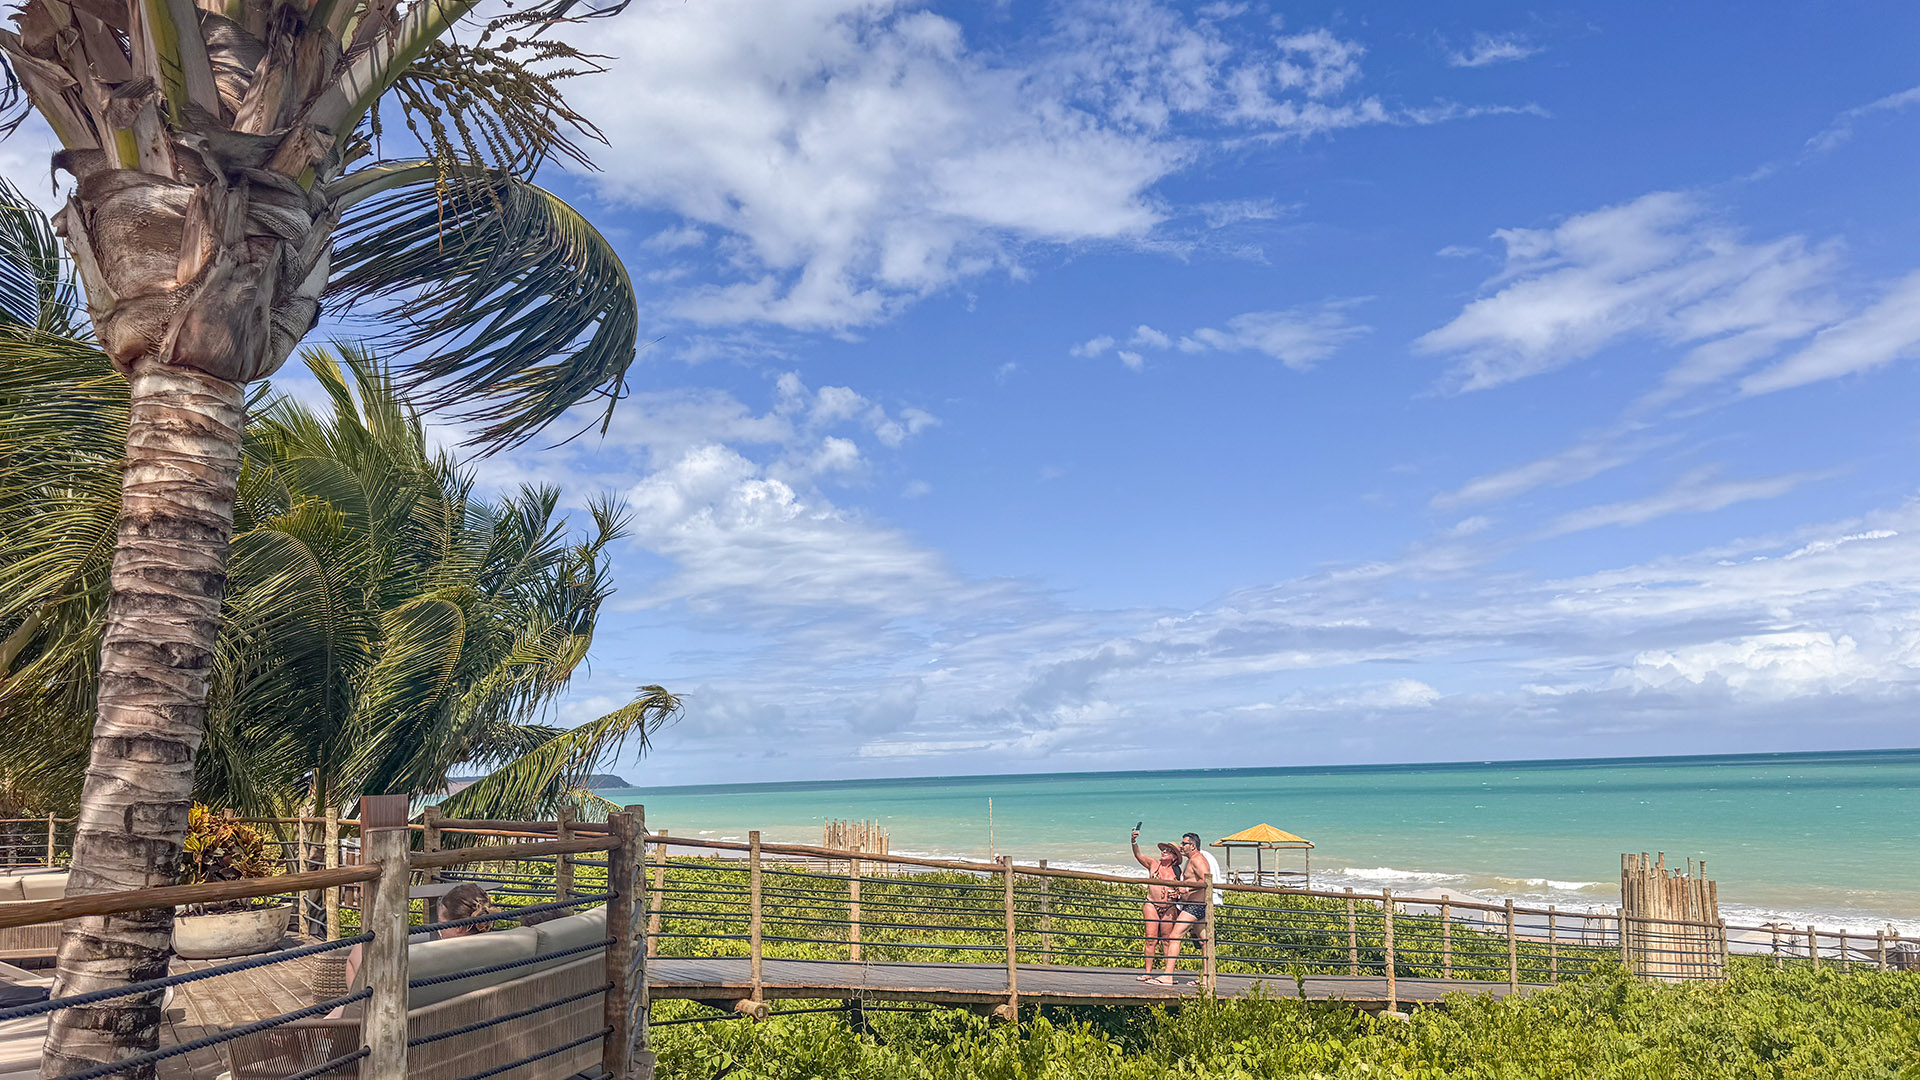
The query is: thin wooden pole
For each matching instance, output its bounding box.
[749,831,764,1004]
[1345,888,1358,976]
[1547,905,1558,982]
[646,829,667,959]
[555,805,577,903]
[1878,929,1888,971]
[849,853,862,963]
[323,807,341,941]
[1001,855,1019,1017]
[1809,924,1819,969]
[363,824,412,1080]
[1202,876,1217,995]
[1618,908,1630,971]
[44,813,55,867]
[1839,930,1850,973]
[630,807,653,1080]
[1037,860,1053,964]
[603,810,639,1080]
[1505,899,1518,991]
[421,806,443,884]
[1440,895,1452,979]
[1382,889,1396,1009]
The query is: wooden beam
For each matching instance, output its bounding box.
[749,831,764,1005]
[0,864,379,929]
[556,805,577,904]
[1001,855,1018,1020]
[363,824,412,1080]
[1382,889,1396,1009]
[603,810,638,1080]
[410,835,614,870]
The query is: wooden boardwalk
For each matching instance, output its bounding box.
[650,957,1542,1011]
[160,950,330,1080]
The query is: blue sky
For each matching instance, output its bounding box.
[19,1,1910,785]
[456,0,1920,786]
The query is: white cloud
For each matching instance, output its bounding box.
[1078,300,1369,372]
[1177,302,1372,369]
[1432,428,1667,510]
[626,443,953,616]
[1446,33,1541,69]
[1740,272,1920,395]
[1540,467,1817,537]
[1805,84,1920,154]
[1417,192,1846,393]
[1070,335,1116,358]
[568,1,1532,330]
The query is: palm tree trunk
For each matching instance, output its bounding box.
[40,366,246,1080]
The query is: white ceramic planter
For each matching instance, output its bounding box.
[173,903,290,959]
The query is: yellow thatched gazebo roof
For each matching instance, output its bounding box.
[1211,823,1313,885]
[1214,823,1313,848]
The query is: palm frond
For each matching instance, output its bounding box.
[0,175,81,336]
[325,162,639,450]
[438,686,679,821]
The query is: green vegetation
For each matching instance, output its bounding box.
[638,858,1608,984]
[0,279,678,820]
[650,963,1920,1079]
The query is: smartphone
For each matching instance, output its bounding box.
[1135,821,1143,831]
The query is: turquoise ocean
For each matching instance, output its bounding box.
[599,748,1920,935]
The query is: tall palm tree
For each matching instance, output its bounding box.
[3,322,677,827]
[0,0,641,1053]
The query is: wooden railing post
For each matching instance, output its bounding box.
[1038,860,1052,965]
[1808,925,1819,968]
[1547,905,1558,982]
[604,809,641,1080]
[1618,908,1630,971]
[646,829,667,959]
[1345,888,1358,976]
[630,807,654,1080]
[849,854,862,963]
[555,805,577,903]
[749,831,764,1006]
[1878,929,1888,970]
[1381,889,1395,1009]
[1202,877,1217,995]
[1440,895,1452,979]
[324,807,341,940]
[44,813,55,867]
[1838,929,1850,973]
[1000,855,1018,1019]
[363,822,412,1080]
[421,806,443,884]
[1505,899,1518,991]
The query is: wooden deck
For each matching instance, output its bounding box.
[650,957,1541,1011]
[160,949,331,1080]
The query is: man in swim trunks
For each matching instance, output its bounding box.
[1152,831,1221,984]
[1130,827,1183,980]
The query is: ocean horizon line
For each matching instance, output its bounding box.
[595,743,1920,795]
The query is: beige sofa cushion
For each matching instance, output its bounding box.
[523,908,607,977]
[17,874,66,902]
[0,881,22,903]
[406,926,538,1009]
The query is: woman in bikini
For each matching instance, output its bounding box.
[1130,827,1184,981]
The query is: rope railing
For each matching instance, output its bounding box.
[2,807,650,1080]
[6,810,1914,1077]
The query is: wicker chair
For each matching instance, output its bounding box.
[0,872,67,966]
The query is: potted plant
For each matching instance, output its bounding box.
[172,805,290,958]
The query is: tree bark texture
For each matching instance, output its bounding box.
[41,366,246,1080]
